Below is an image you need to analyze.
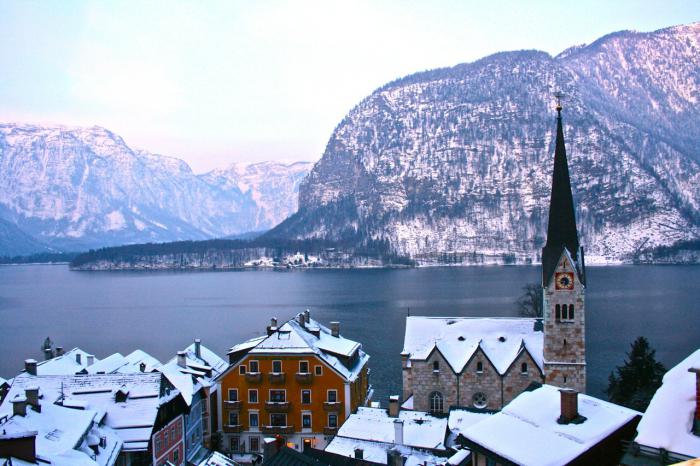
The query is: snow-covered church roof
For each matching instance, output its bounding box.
[402,317,544,374]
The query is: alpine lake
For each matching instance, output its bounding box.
[0,264,698,403]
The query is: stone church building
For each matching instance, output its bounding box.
[401,104,587,412]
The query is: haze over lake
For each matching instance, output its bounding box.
[0,264,697,401]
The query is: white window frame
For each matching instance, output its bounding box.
[269,389,286,403]
[249,411,259,429]
[228,388,238,402]
[301,411,312,430]
[327,413,338,428]
[327,389,338,403]
[239,365,246,375]
[249,360,260,373]
[314,365,323,376]
[299,360,309,374]
[228,411,239,427]
[301,389,311,404]
[249,436,260,452]
[271,360,283,373]
[248,389,258,404]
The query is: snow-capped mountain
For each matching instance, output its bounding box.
[0,123,312,254]
[269,23,700,263]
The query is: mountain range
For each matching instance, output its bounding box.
[268,22,700,264]
[0,123,312,256]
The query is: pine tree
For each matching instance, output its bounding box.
[606,336,666,411]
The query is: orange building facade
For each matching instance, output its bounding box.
[216,311,371,453]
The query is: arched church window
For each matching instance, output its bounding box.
[472,392,487,409]
[569,304,575,320]
[429,391,444,414]
[555,304,561,320]
[476,361,483,373]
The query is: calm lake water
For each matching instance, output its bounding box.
[0,264,698,402]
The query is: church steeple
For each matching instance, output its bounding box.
[542,100,581,286]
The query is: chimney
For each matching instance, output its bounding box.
[689,368,700,435]
[389,395,400,417]
[354,448,364,459]
[330,321,340,337]
[387,447,404,466]
[11,396,27,417]
[76,353,82,365]
[267,317,278,336]
[139,362,146,372]
[55,346,64,357]
[25,386,40,412]
[86,355,95,367]
[194,338,202,359]
[43,348,53,361]
[558,389,578,424]
[304,309,310,324]
[177,351,187,368]
[393,419,404,445]
[24,359,37,376]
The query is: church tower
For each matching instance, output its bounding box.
[542,100,587,393]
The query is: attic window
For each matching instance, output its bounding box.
[476,361,484,374]
[277,330,291,340]
[458,336,465,341]
[433,361,440,372]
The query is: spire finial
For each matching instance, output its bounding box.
[554,91,564,115]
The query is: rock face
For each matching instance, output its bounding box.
[270,23,700,263]
[0,123,312,254]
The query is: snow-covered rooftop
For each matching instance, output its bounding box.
[33,348,97,375]
[325,436,447,466]
[461,384,640,466]
[84,353,129,374]
[634,348,700,458]
[198,450,238,466]
[1,372,171,453]
[403,317,543,374]
[157,341,227,405]
[118,349,162,373]
[335,406,447,451]
[227,313,369,382]
[446,409,492,447]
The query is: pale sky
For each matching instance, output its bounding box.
[1,1,699,173]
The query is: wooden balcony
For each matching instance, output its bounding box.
[295,372,313,384]
[264,401,290,413]
[262,425,295,435]
[323,426,338,436]
[323,402,342,411]
[224,400,241,410]
[268,372,286,384]
[245,372,262,383]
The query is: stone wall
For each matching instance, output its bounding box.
[458,348,503,410]
[502,350,545,406]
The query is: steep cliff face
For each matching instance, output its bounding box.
[270,23,700,263]
[0,123,312,253]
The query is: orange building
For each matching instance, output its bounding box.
[215,311,371,454]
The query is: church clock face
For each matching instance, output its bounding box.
[555,272,574,290]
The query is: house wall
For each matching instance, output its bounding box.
[152,414,185,466]
[184,390,204,462]
[218,353,369,453]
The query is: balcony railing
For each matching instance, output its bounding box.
[323,401,342,411]
[323,426,338,436]
[262,425,295,434]
[268,372,286,384]
[295,372,313,384]
[264,401,290,413]
[224,424,243,433]
[245,372,262,383]
[224,400,241,410]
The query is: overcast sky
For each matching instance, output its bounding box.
[1,0,699,173]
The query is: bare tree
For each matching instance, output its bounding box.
[517,283,543,317]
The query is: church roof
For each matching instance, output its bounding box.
[402,317,543,375]
[542,105,582,287]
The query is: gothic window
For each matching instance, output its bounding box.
[429,391,444,414]
[476,361,484,373]
[569,304,575,320]
[521,363,528,374]
[433,360,440,372]
[472,392,487,409]
[555,304,561,320]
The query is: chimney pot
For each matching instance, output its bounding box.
[689,368,700,435]
[194,338,201,359]
[177,351,187,368]
[558,388,578,424]
[25,386,40,411]
[330,321,340,337]
[267,317,278,336]
[86,355,95,367]
[55,346,64,356]
[387,447,404,466]
[389,395,400,417]
[139,362,146,372]
[11,396,27,417]
[393,419,404,445]
[43,348,53,361]
[24,359,37,376]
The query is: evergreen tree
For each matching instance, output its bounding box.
[606,336,666,411]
